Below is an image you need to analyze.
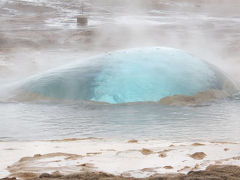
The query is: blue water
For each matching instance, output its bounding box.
[21,47,235,104]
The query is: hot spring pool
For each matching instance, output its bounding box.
[0,96,240,141]
[0,47,239,141]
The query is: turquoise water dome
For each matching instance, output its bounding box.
[22,47,235,104]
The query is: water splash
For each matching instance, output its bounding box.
[17,47,236,104]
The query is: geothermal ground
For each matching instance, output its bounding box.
[1,139,240,179]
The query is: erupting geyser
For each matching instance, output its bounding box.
[17,47,236,104]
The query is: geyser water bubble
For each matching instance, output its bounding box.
[20,47,236,104]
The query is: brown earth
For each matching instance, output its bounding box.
[1,165,240,180]
[140,148,154,155]
[190,152,207,160]
[158,90,230,106]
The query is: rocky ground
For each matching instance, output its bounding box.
[2,165,240,180]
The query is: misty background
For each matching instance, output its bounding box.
[0,0,240,86]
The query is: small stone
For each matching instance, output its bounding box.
[192,143,205,146]
[159,152,167,158]
[190,152,206,160]
[127,139,138,143]
[164,166,173,169]
[34,154,41,157]
[39,173,51,178]
[51,171,62,178]
[140,148,153,155]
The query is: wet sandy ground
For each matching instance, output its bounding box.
[0,138,240,179]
